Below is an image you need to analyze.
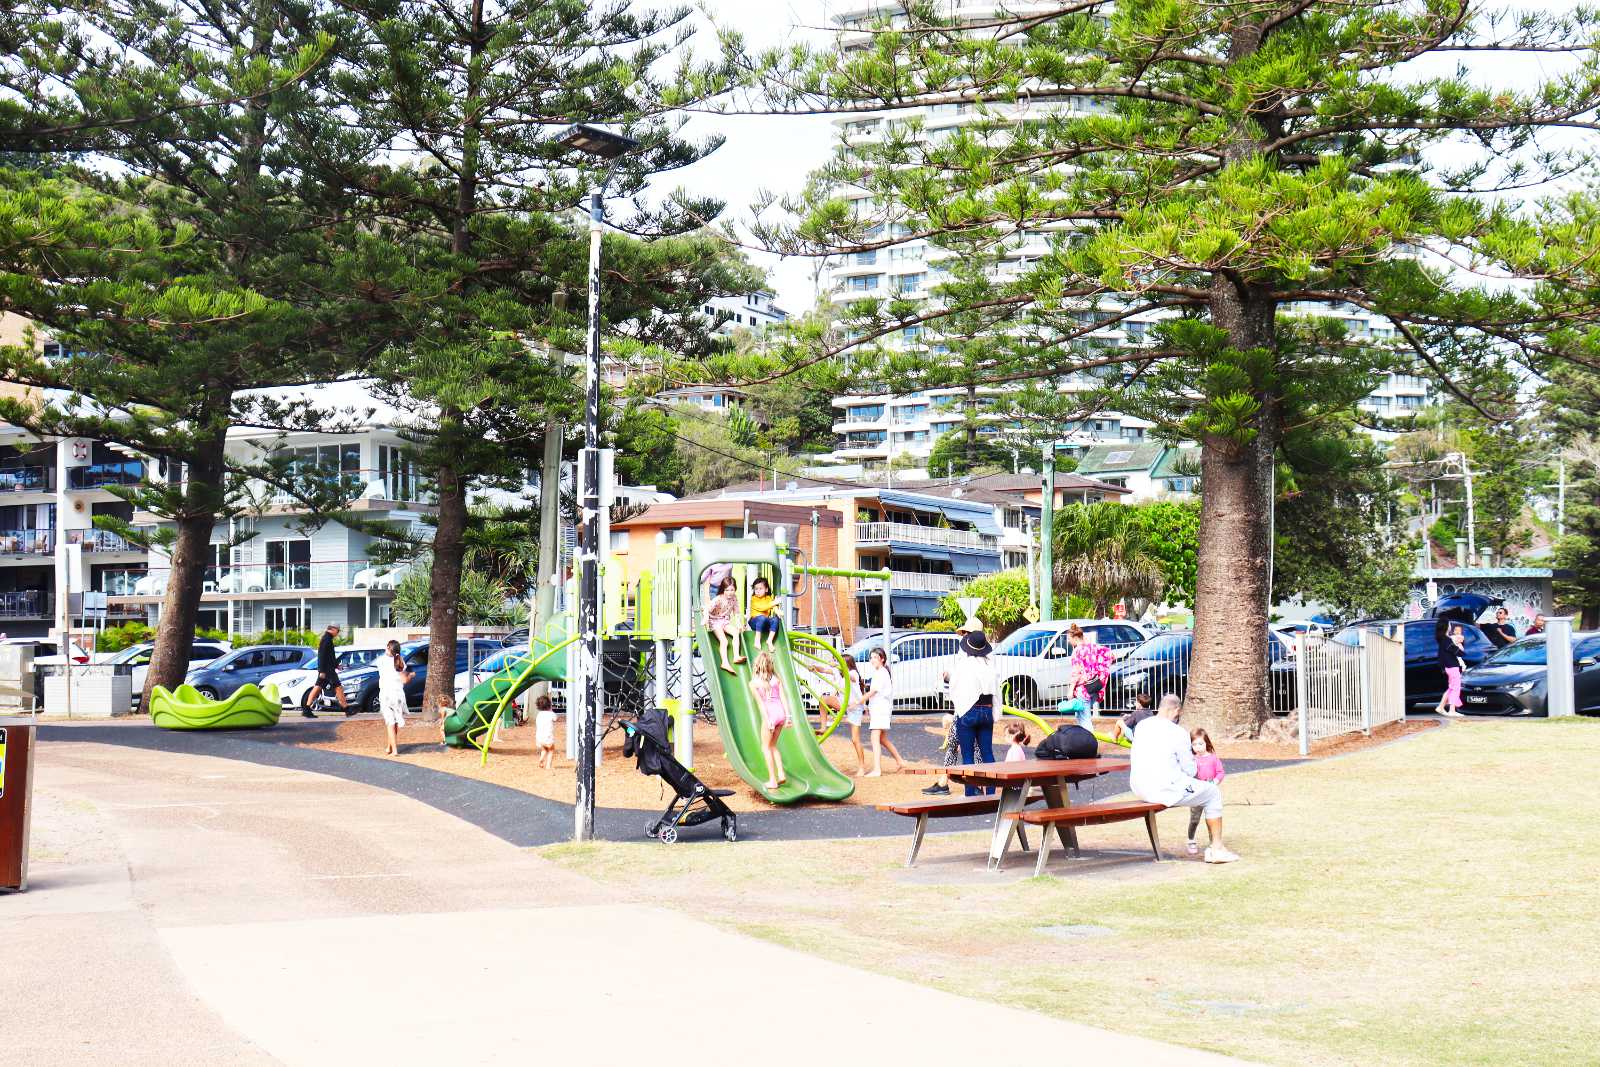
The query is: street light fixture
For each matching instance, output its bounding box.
[559,122,638,843]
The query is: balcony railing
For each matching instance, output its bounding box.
[856,521,994,551]
[244,468,429,508]
[0,590,50,618]
[67,529,138,552]
[0,465,50,492]
[67,461,144,490]
[859,571,968,593]
[0,529,54,555]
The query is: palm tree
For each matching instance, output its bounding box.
[1051,503,1166,617]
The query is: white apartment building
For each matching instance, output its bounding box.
[702,291,787,335]
[821,5,1433,466]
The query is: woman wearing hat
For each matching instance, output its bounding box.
[946,621,1000,795]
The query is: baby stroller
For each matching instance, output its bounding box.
[616,708,738,844]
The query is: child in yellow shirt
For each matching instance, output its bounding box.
[747,575,781,650]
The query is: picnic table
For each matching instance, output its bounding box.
[945,757,1130,870]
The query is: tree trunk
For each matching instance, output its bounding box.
[423,462,467,717]
[143,450,226,707]
[1583,604,1599,630]
[1183,277,1278,737]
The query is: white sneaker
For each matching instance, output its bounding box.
[1186,840,1199,855]
[1204,846,1240,864]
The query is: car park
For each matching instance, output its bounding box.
[1458,633,1600,717]
[1319,618,1496,710]
[102,640,230,707]
[185,645,317,699]
[263,645,388,711]
[1108,629,1297,710]
[843,629,962,711]
[969,620,1156,711]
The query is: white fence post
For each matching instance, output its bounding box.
[1296,634,1310,757]
[1358,629,1373,736]
[1547,616,1575,718]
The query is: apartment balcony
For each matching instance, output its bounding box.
[243,469,430,511]
[66,460,145,490]
[859,571,967,594]
[855,522,995,551]
[97,568,148,596]
[0,529,54,555]
[0,465,51,493]
[0,590,51,619]
[67,529,140,553]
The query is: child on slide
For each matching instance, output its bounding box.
[704,575,746,674]
[749,650,789,790]
[747,576,781,650]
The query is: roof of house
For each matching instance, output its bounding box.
[1150,446,1201,479]
[613,499,843,530]
[1074,441,1170,476]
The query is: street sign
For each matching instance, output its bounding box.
[1023,604,1040,623]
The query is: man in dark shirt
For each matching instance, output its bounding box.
[305,623,348,718]
[1480,607,1517,650]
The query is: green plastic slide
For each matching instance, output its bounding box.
[444,615,574,750]
[692,540,854,805]
[150,683,282,730]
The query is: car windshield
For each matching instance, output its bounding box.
[997,626,1057,657]
[106,645,149,665]
[339,648,384,669]
[1130,633,1191,662]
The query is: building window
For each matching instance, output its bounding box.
[850,250,878,266]
[847,274,881,292]
[847,404,885,422]
[265,538,311,590]
[893,273,925,294]
[377,445,418,500]
[263,606,306,631]
[609,530,630,551]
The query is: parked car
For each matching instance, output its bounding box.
[1458,633,1600,716]
[263,645,389,711]
[342,637,504,713]
[1321,618,1497,710]
[843,629,963,711]
[966,620,1156,710]
[103,640,230,708]
[453,643,532,704]
[6,636,92,664]
[1106,629,1297,710]
[185,645,317,700]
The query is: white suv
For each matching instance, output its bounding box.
[928,620,1155,712]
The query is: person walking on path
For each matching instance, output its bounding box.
[1185,727,1225,855]
[749,650,789,790]
[1130,694,1238,863]
[862,646,905,777]
[1481,607,1517,649]
[946,625,999,795]
[819,653,870,777]
[377,639,413,756]
[305,623,349,717]
[1436,623,1468,717]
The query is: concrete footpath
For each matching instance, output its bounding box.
[2,741,1250,1066]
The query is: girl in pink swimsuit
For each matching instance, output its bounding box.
[748,651,789,790]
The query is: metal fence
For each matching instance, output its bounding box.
[1295,628,1405,753]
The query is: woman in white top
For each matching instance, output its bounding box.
[863,646,905,776]
[377,639,413,756]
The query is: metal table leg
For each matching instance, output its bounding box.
[1039,779,1078,857]
[986,782,1028,870]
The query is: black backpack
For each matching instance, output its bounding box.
[1034,724,1100,760]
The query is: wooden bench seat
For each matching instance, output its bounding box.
[1005,801,1168,875]
[878,793,1043,867]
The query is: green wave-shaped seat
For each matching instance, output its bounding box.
[149,683,282,730]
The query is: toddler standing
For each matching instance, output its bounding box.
[1187,727,1225,854]
[534,693,557,770]
[1003,721,1030,761]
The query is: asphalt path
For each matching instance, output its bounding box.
[39,715,1298,846]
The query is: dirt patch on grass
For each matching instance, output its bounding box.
[1211,715,1440,760]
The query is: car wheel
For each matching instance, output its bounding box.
[195,686,219,700]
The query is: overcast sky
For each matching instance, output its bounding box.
[670,0,1588,315]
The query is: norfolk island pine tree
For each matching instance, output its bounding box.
[318,0,762,712]
[0,1,408,706]
[707,1,1600,735]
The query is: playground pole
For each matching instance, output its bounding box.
[809,509,819,635]
[1039,443,1055,624]
[574,187,606,843]
[675,534,693,766]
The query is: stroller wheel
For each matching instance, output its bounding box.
[658,827,678,845]
[645,821,661,839]
[722,821,737,843]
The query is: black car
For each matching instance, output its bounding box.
[1459,633,1600,716]
[1106,629,1296,710]
[343,638,504,714]
[1319,618,1496,710]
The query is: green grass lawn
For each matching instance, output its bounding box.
[542,719,1600,1066]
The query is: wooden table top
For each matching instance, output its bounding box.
[945,757,1129,783]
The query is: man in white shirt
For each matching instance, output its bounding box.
[1130,694,1239,863]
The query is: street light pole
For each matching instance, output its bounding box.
[558,123,637,843]
[1039,442,1055,623]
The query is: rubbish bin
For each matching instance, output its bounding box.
[0,720,35,891]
